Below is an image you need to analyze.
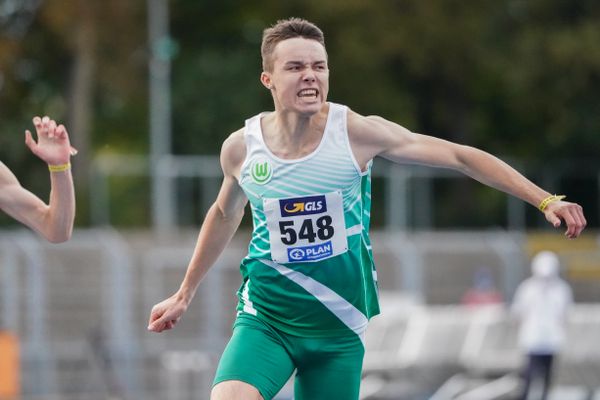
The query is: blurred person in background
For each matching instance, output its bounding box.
[147,18,586,400]
[511,251,573,400]
[461,266,504,307]
[0,116,75,243]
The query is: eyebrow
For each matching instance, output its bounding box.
[283,60,327,67]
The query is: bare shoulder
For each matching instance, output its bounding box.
[220,128,246,178]
[346,109,415,165]
[348,110,413,144]
[346,109,373,139]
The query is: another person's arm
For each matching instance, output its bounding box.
[0,116,75,242]
[348,112,586,238]
[148,130,248,332]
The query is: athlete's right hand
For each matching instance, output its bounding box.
[147,293,188,333]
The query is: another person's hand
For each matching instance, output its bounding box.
[544,200,586,239]
[25,116,77,166]
[147,293,188,333]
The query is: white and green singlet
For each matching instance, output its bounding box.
[236,102,379,341]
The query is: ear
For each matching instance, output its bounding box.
[260,72,273,90]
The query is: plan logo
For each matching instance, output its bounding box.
[279,195,326,217]
[288,242,333,262]
[250,159,273,185]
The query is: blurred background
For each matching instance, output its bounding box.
[0,0,599,399]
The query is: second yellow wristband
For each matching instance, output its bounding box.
[538,194,566,212]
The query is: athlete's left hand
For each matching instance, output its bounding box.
[543,200,586,239]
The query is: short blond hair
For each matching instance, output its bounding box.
[261,18,326,72]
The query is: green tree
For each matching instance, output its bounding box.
[1,0,598,228]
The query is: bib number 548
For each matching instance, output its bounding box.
[279,216,334,245]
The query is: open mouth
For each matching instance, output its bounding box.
[297,88,319,99]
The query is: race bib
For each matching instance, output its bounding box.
[264,191,348,263]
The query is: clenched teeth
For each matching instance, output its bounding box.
[298,89,318,97]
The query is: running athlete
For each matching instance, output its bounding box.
[147,18,586,400]
[0,116,75,243]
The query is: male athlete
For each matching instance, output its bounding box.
[0,116,75,243]
[148,18,586,400]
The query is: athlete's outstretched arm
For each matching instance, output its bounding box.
[348,112,586,238]
[148,130,248,333]
[0,116,75,243]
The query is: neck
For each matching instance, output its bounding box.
[261,103,329,159]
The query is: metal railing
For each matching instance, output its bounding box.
[2,229,599,399]
[87,154,592,231]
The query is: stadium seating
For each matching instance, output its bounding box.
[2,229,599,400]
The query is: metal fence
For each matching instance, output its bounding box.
[1,228,599,400]
[88,154,600,231]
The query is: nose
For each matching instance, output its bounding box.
[302,69,316,82]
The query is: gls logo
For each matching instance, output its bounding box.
[250,159,273,185]
[279,195,327,217]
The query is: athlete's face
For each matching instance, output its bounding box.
[261,37,329,116]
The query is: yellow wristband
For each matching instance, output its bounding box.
[538,194,566,212]
[48,162,71,173]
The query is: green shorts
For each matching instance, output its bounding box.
[213,312,365,400]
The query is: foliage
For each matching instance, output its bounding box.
[0,0,598,227]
